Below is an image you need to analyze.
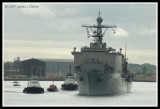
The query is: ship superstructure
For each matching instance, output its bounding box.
[71,12,132,95]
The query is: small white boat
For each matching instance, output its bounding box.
[13,81,20,86]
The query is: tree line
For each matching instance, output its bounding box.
[4,57,21,71]
[128,63,156,76]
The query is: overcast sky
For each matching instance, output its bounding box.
[3,2,157,65]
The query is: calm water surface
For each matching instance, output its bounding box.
[3,81,157,106]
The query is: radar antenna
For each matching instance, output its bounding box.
[124,43,128,75]
[82,11,117,45]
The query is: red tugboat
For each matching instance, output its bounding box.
[47,81,58,92]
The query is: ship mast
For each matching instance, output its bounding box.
[32,66,36,78]
[82,11,117,46]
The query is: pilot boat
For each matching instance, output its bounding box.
[47,81,58,92]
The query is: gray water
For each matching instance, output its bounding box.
[3,81,157,107]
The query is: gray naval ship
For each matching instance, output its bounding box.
[71,12,133,95]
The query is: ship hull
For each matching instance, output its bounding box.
[13,84,21,86]
[23,87,44,94]
[47,88,58,92]
[75,72,132,95]
[61,83,78,90]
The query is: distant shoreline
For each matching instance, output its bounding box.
[133,80,156,82]
[3,78,64,81]
[3,78,156,82]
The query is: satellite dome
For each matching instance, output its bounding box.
[97,16,103,25]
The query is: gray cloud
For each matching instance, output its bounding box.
[3,3,157,65]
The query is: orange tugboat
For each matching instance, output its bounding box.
[47,82,58,92]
